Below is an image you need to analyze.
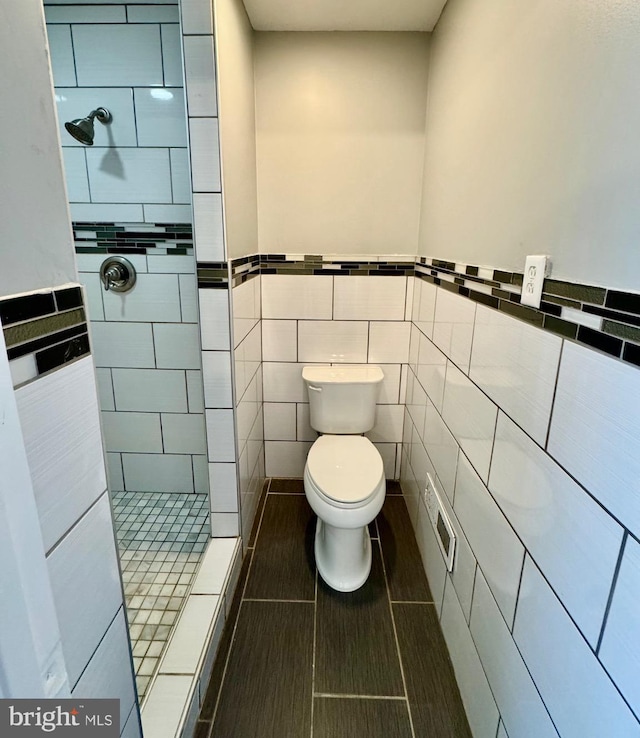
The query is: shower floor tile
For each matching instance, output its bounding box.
[112,491,210,702]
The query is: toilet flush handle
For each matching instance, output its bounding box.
[308,385,322,392]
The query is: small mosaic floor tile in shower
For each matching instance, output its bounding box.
[111,491,210,702]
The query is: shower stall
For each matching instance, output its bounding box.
[43,0,257,727]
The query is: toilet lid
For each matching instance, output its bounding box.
[307,436,384,504]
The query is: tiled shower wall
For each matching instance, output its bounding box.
[197,259,265,541]
[401,272,640,737]
[44,1,226,500]
[1,288,140,737]
[75,231,207,496]
[45,1,190,224]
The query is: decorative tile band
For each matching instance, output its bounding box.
[197,261,229,289]
[74,222,193,256]
[216,252,640,371]
[1,286,90,383]
[416,257,640,368]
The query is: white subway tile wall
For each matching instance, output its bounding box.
[261,273,409,480]
[47,493,124,686]
[77,249,207,496]
[400,270,640,737]
[47,8,189,222]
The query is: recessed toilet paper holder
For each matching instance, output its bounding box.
[100,256,137,293]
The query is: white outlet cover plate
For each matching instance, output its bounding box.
[521,254,548,309]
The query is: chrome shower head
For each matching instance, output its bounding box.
[64,107,112,145]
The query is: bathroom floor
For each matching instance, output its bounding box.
[194,479,471,738]
[111,491,210,700]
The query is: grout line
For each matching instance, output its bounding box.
[544,339,565,451]
[596,531,628,655]
[376,539,417,738]
[310,570,318,738]
[242,598,315,604]
[210,550,255,729]
[248,480,270,548]
[314,693,408,701]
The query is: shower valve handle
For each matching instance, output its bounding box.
[100,256,137,293]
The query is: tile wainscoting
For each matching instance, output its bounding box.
[1,285,141,738]
[194,251,640,738]
[403,274,640,738]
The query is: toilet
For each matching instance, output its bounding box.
[302,365,386,592]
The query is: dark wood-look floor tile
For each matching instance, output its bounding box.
[316,543,404,697]
[248,480,269,548]
[199,550,253,721]
[269,477,305,494]
[378,496,432,602]
[387,480,403,495]
[313,698,413,738]
[393,604,472,738]
[193,720,211,738]
[245,494,316,600]
[211,601,314,738]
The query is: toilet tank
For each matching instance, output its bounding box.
[302,365,384,434]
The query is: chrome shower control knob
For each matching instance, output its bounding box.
[100,256,137,293]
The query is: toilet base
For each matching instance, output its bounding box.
[315,518,372,592]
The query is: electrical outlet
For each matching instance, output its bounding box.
[521,254,549,309]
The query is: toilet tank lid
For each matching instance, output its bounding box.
[302,365,384,384]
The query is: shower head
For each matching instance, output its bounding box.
[64,107,112,145]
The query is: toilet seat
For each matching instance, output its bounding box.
[306,435,384,506]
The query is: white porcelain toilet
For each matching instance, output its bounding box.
[302,365,386,592]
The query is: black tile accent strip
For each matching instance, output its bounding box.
[606,290,640,315]
[35,333,90,374]
[55,286,83,312]
[577,326,623,357]
[0,292,56,327]
[393,604,472,737]
[73,221,193,256]
[582,304,640,328]
[1,287,90,381]
[623,343,640,367]
[220,250,640,371]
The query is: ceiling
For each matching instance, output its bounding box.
[242,0,448,32]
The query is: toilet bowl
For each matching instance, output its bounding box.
[304,434,385,592]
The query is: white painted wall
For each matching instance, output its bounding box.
[215,0,259,260]
[255,32,430,255]
[0,0,77,297]
[418,0,640,290]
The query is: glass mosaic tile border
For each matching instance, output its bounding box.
[73,222,193,256]
[416,256,640,366]
[0,286,89,381]
[205,252,640,371]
